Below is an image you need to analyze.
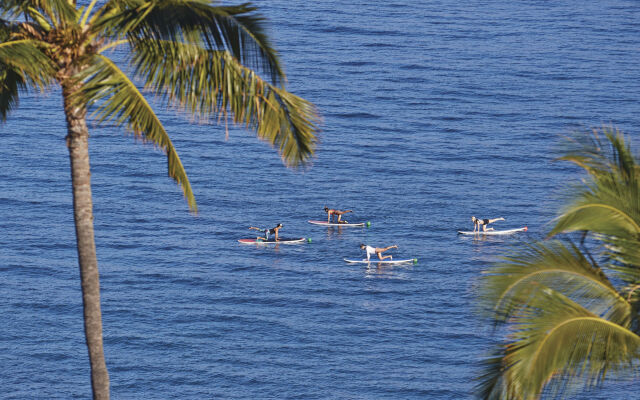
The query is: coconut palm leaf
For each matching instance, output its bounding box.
[1,0,77,25]
[0,39,55,121]
[478,288,640,400]
[93,0,283,83]
[555,130,611,177]
[0,67,25,122]
[605,235,640,277]
[550,128,640,285]
[71,54,196,211]
[556,128,636,180]
[476,345,526,400]
[551,128,640,238]
[0,39,53,82]
[548,200,640,240]
[125,39,318,166]
[505,289,640,399]
[477,130,640,399]
[479,240,631,328]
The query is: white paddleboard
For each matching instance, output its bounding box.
[308,220,369,227]
[344,258,417,265]
[457,227,528,235]
[238,238,308,244]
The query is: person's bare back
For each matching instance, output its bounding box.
[324,206,353,223]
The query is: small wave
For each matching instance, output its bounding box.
[332,112,382,119]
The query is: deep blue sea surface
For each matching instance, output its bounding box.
[2,1,640,398]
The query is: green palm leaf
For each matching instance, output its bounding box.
[476,345,525,400]
[479,240,631,327]
[71,54,196,212]
[550,128,640,285]
[0,66,25,122]
[93,0,283,83]
[0,39,54,82]
[556,128,636,180]
[551,128,640,238]
[1,0,76,25]
[504,289,640,399]
[126,39,318,167]
[0,39,55,121]
[605,236,640,278]
[549,202,640,239]
[477,289,640,400]
[477,128,640,400]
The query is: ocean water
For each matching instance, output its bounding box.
[1,1,640,398]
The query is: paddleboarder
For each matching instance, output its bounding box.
[360,243,398,261]
[249,223,283,241]
[471,216,505,233]
[324,206,352,223]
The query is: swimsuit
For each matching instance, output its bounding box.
[264,227,280,240]
[364,245,377,261]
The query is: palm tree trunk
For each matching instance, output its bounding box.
[63,85,110,400]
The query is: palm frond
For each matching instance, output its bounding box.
[556,127,636,180]
[93,0,283,83]
[550,128,640,283]
[0,67,25,122]
[477,128,640,399]
[503,289,640,398]
[475,345,525,400]
[0,39,55,121]
[0,39,54,82]
[126,39,318,167]
[479,240,631,327]
[549,201,640,239]
[2,0,77,26]
[551,128,640,238]
[71,54,196,212]
[601,236,640,287]
[556,129,609,177]
[476,289,640,400]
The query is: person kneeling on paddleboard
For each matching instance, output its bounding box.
[249,224,283,241]
[471,216,505,233]
[324,206,352,224]
[360,243,398,261]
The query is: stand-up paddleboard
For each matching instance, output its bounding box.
[238,237,310,244]
[457,227,528,235]
[344,258,418,265]
[308,220,370,227]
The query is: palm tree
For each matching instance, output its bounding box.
[476,128,640,399]
[0,1,319,398]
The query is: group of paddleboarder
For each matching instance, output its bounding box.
[247,207,400,261]
[246,209,507,262]
[324,208,398,260]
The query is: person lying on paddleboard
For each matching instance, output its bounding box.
[360,243,398,261]
[471,216,505,233]
[249,224,283,241]
[324,206,352,223]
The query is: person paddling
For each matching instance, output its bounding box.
[249,223,283,241]
[360,243,398,261]
[324,206,352,223]
[471,216,505,233]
